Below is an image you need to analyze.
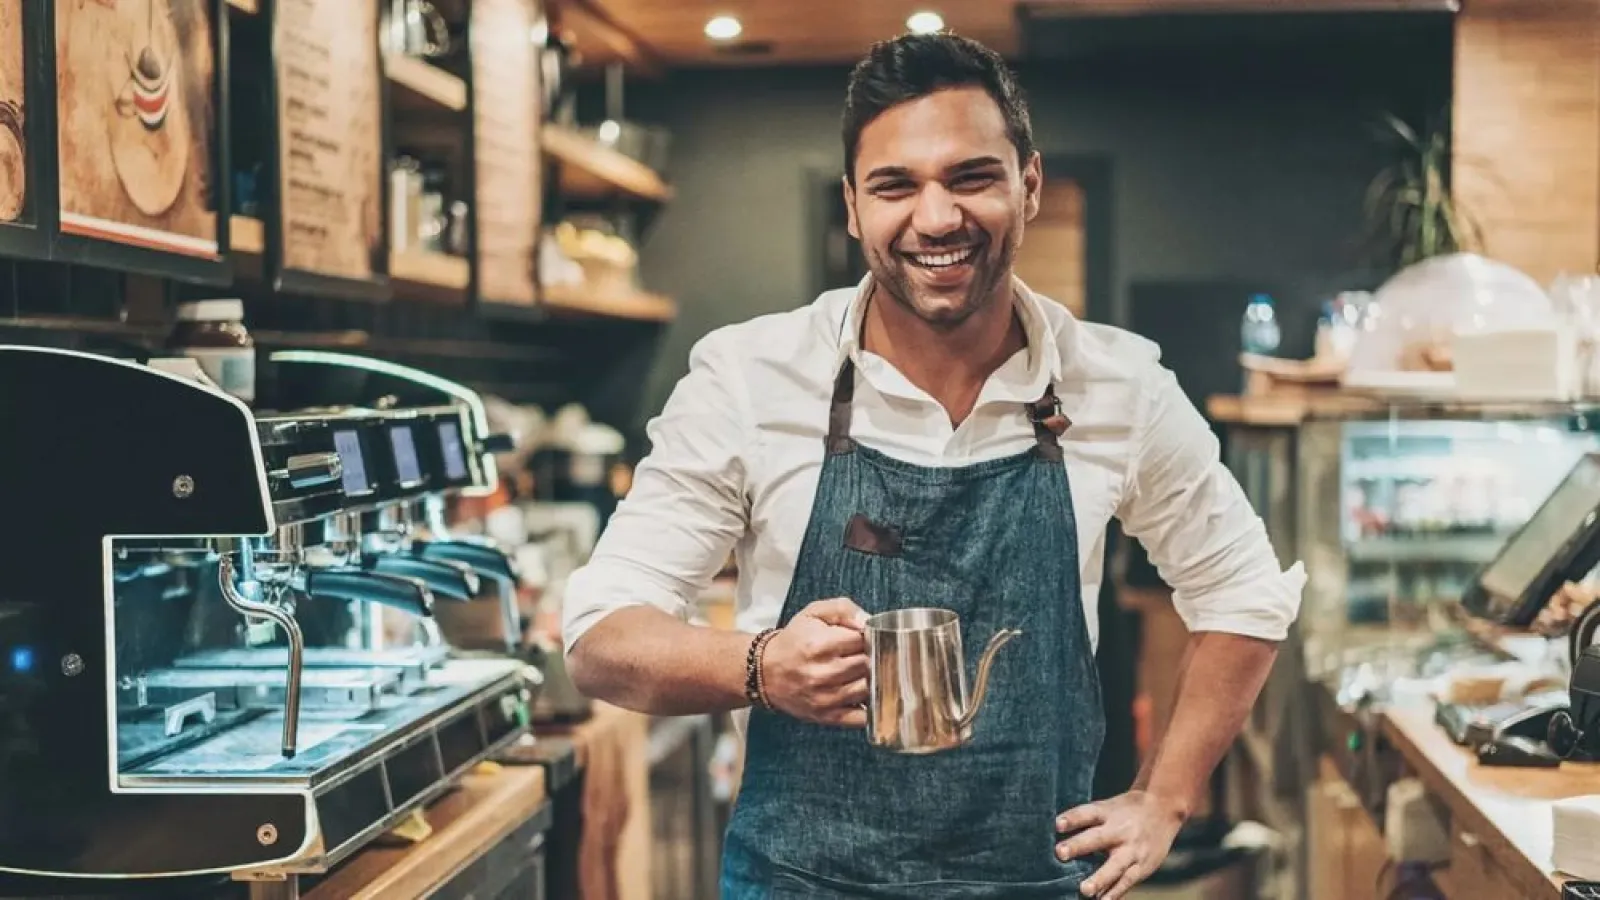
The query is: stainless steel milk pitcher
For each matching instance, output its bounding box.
[863,608,1021,754]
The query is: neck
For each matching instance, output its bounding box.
[861,281,1027,426]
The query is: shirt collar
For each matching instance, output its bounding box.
[830,274,1066,399]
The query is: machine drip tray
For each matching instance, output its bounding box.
[117,657,535,875]
[116,706,263,771]
[121,658,529,784]
[175,646,445,691]
[132,666,404,714]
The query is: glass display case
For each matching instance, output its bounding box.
[1292,405,1600,675]
[1216,399,1600,900]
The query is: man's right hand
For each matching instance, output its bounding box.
[760,598,871,727]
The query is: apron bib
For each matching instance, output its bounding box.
[721,360,1107,899]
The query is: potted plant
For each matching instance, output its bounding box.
[1359,111,1484,275]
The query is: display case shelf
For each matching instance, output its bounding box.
[1344,534,1509,564]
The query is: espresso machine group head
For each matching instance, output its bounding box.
[0,346,538,888]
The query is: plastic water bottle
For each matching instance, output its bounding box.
[1241,293,1281,357]
[1240,293,1281,392]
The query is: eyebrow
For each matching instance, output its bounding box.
[863,156,1006,183]
[949,156,1005,174]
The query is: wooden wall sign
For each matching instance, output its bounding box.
[53,0,227,278]
[0,0,26,230]
[271,0,387,299]
[470,0,543,307]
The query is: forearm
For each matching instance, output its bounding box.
[1133,631,1278,815]
[567,605,754,716]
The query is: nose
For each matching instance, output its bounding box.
[911,183,963,239]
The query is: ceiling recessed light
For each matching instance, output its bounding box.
[704,15,742,41]
[907,11,944,34]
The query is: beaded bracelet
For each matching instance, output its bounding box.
[744,627,780,710]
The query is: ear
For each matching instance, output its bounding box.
[1022,153,1043,223]
[843,176,860,239]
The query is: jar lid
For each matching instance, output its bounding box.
[176,298,245,322]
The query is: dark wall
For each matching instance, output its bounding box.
[601,12,1454,430]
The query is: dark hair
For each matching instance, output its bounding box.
[842,33,1034,183]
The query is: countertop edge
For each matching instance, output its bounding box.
[303,763,549,900]
[1380,706,1567,900]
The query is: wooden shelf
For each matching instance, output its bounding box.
[540,282,676,322]
[386,55,468,113]
[391,249,470,302]
[552,0,663,77]
[541,124,672,202]
[231,215,264,255]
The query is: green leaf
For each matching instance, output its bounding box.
[1360,107,1480,273]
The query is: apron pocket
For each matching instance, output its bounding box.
[843,513,904,557]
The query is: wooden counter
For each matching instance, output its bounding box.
[1207,392,1384,426]
[534,702,655,900]
[304,762,548,900]
[1381,706,1600,899]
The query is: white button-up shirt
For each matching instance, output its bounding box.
[562,279,1305,656]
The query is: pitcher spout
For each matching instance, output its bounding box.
[957,629,1022,730]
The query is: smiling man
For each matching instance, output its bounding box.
[562,32,1304,900]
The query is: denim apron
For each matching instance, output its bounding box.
[721,358,1106,899]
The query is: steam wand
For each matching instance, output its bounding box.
[218,552,304,758]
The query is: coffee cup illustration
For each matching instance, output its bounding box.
[0,99,24,223]
[107,0,191,217]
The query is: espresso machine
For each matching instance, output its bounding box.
[0,346,541,898]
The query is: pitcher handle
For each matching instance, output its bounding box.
[958,629,1022,731]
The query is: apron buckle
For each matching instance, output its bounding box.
[1029,394,1070,436]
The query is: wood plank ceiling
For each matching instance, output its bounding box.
[553,0,1459,69]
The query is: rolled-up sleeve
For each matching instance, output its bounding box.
[1116,365,1305,641]
[561,332,751,654]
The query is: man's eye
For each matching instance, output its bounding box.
[872,182,914,198]
[952,174,996,190]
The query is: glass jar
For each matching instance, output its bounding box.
[170,298,255,404]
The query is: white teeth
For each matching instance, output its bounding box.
[910,248,976,268]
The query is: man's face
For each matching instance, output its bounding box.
[845,86,1041,330]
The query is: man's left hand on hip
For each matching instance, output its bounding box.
[1055,790,1186,899]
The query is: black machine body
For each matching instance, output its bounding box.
[0,346,535,887]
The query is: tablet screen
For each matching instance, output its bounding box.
[1480,454,1600,602]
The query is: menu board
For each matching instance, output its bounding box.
[274,0,383,284]
[0,0,24,225]
[55,0,219,256]
[470,0,542,305]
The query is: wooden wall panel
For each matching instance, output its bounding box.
[1015,177,1087,317]
[1452,0,1600,284]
